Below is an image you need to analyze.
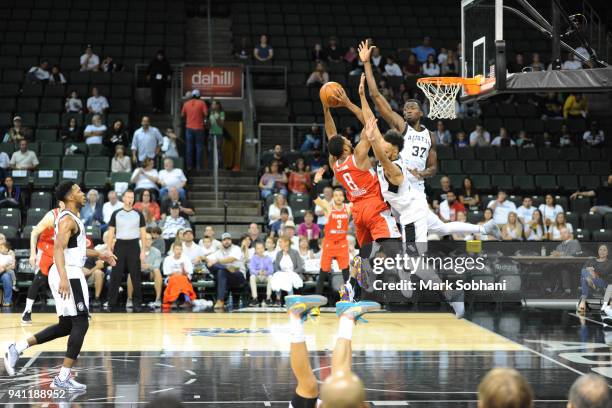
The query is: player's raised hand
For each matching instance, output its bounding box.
[364,117,378,141]
[314,167,326,184]
[408,168,424,180]
[331,87,350,107]
[358,73,366,96]
[358,39,373,63]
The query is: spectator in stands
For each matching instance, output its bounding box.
[516,131,535,148]
[311,43,326,62]
[239,235,252,274]
[439,190,466,222]
[148,226,165,254]
[80,44,100,71]
[433,121,452,146]
[87,87,109,115]
[297,211,320,241]
[136,232,163,309]
[0,150,8,180]
[208,232,245,310]
[0,176,21,208]
[268,194,293,226]
[131,116,163,165]
[234,37,251,62]
[488,190,516,225]
[508,53,526,73]
[103,190,123,225]
[181,227,206,270]
[583,121,604,147]
[541,92,563,119]
[476,208,495,241]
[3,116,32,144]
[146,50,172,113]
[324,36,343,63]
[306,150,326,174]
[199,235,218,261]
[288,158,311,194]
[454,131,468,147]
[161,186,194,219]
[563,93,588,119]
[562,53,583,70]
[199,225,221,251]
[65,90,83,113]
[0,238,16,307]
[162,243,195,307]
[540,132,555,147]
[469,124,491,147]
[459,177,480,210]
[80,189,103,227]
[265,144,287,171]
[297,236,318,272]
[9,139,38,171]
[437,48,448,65]
[134,189,161,222]
[100,56,118,72]
[477,368,533,408]
[539,194,564,229]
[60,117,81,143]
[271,208,291,236]
[265,236,278,259]
[111,145,132,173]
[159,158,187,199]
[567,373,611,408]
[131,157,160,197]
[162,128,180,159]
[524,209,545,241]
[516,197,536,224]
[181,90,207,170]
[451,211,470,241]
[402,53,421,76]
[26,60,50,83]
[248,240,274,307]
[559,124,573,147]
[490,127,514,146]
[246,223,261,244]
[300,124,322,152]
[549,226,582,295]
[161,204,190,241]
[529,53,545,71]
[441,50,459,75]
[344,46,358,65]
[577,245,611,314]
[306,62,329,87]
[384,56,402,77]
[208,100,225,169]
[548,212,573,241]
[422,54,440,77]
[412,37,436,64]
[104,120,129,153]
[48,65,67,85]
[141,207,158,228]
[370,47,384,73]
[571,174,612,215]
[83,114,107,145]
[270,236,304,305]
[259,160,288,199]
[253,34,274,64]
[501,212,523,241]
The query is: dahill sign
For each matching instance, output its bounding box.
[183,66,243,99]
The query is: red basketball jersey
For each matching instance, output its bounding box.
[333,155,384,204]
[324,204,349,242]
[37,208,60,256]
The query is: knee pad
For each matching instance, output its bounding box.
[66,315,89,360]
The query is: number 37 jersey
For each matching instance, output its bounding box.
[401,123,431,193]
[332,155,385,205]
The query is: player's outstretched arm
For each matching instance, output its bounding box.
[323,105,337,140]
[363,117,404,186]
[330,87,365,126]
[359,39,405,133]
[353,74,373,169]
[415,131,438,179]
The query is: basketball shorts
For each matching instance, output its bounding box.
[320,240,349,272]
[36,249,54,276]
[289,393,320,408]
[48,264,89,317]
[352,201,401,246]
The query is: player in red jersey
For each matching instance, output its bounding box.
[21,202,64,325]
[313,186,351,300]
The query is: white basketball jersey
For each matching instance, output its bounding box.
[400,123,431,193]
[54,210,87,268]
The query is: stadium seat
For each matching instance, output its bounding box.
[87,156,110,171]
[491,175,513,191]
[21,225,34,240]
[592,229,612,242]
[581,213,603,230]
[436,145,453,160]
[40,142,64,156]
[462,160,482,174]
[455,148,475,160]
[526,161,547,174]
[571,196,592,214]
[35,129,58,142]
[62,156,86,171]
[38,156,61,171]
[590,161,610,176]
[513,175,535,192]
[535,175,557,191]
[569,161,590,175]
[110,172,131,185]
[289,193,311,223]
[30,191,52,210]
[565,212,579,229]
[605,214,612,229]
[467,210,483,224]
[470,175,491,191]
[497,147,517,160]
[441,160,461,174]
[84,171,109,189]
[505,161,526,174]
[559,147,580,160]
[86,225,102,240]
[574,228,591,241]
[34,169,58,189]
[548,161,568,174]
[11,170,30,187]
[539,147,559,160]
[580,175,601,190]
[518,148,538,160]
[475,146,496,160]
[0,212,21,229]
[580,147,600,161]
[0,226,18,239]
[26,208,46,226]
[483,160,505,174]
[60,169,83,184]
[560,175,579,192]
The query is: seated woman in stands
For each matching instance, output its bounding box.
[476,209,495,241]
[577,244,611,314]
[270,236,304,306]
[131,157,160,199]
[524,209,545,241]
[501,212,524,241]
[259,160,288,199]
[0,235,16,307]
[111,145,132,173]
[548,212,573,241]
[0,176,21,209]
[268,194,293,227]
[162,243,196,309]
[134,189,161,222]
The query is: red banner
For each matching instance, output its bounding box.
[183,66,243,99]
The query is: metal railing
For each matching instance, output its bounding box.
[256,123,325,164]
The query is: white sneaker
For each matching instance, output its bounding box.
[483,220,502,240]
[451,301,465,319]
[148,300,162,308]
[50,374,87,391]
[3,343,20,376]
[126,299,133,309]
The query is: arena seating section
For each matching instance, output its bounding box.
[0,0,185,242]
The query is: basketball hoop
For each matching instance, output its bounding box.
[417,77,482,119]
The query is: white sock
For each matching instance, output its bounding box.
[16,340,29,353]
[289,314,305,343]
[58,366,71,381]
[24,299,34,313]
[338,316,354,340]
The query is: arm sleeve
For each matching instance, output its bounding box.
[108,210,118,227]
[139,212,145,227]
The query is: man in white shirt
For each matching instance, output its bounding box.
[102,190,123,224]
[158,158,187,199]
[83,114,107,145]
[161,204,189,240]
[469,124,491,146]
[516,196,536,224]
[131,116,163,165]
[86,87,109,114]
[490,127,516,146]
[27,61,50,82]
[207,232,245,310]
[181,228,206,267]
[10,140,39,170]
[487,190,517,225]
[80,44,100,71]
[199,225,222,251]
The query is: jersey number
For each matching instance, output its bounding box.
[336,219,343,229]
[342,173,359,191]
[412,146,427,158]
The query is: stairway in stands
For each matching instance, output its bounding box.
[185,17,234,62]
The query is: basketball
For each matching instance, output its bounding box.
[320,81,344,107]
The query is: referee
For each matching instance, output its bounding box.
[107,190,146,311]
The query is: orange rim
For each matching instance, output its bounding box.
[416,77,466,85]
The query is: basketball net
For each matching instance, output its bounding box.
[417,78,464,120]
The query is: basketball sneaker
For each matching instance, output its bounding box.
[50,374,87,391]
[450,301,465,319]
[335,300,381,323]
[339,281,355,302]
[21,311,32,325]
[286,295,328,321]
[482,220,502,240]
[3,343,20,376]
